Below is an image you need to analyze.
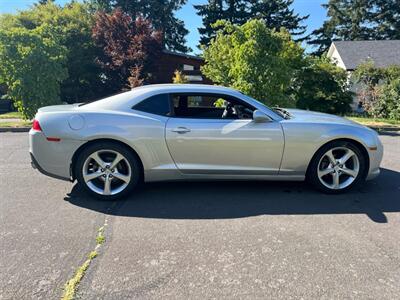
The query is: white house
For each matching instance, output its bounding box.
[327,40,400,110]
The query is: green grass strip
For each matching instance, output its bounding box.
[61,224,106,300]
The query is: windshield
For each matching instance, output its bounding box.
[239,93,290,120]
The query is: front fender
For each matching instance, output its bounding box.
[279,122,380,176]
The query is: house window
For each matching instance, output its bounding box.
[186,75,203,82]
[183,64,194,71]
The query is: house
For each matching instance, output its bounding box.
[327,40,400,71]
[155,50,211,84]
[327,40,400,109]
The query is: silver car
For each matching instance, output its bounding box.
[29,84,383,200]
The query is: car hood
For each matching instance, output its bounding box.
[284,109,362,126]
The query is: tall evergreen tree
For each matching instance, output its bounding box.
[37,0,55,4]
[248,0,308,39]
[371,0,400,39]
[195,0,308,48]
[308,0,374,55]
[194,0,247,46]
[90,0,190,53]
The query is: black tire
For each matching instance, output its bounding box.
[75,141,141,200]
[308,140,367,194]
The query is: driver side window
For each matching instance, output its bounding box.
[171,94,254,119]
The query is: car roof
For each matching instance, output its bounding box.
[131,84,241,94]
[80,84,244,111]
[78,84,283,120]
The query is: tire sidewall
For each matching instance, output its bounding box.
[75,142,141,200]
[308,140,367,194]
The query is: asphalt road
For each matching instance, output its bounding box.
[1,132,399,299]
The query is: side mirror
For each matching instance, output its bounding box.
[253,110,271,123]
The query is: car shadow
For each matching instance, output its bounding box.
[65,168,400,223]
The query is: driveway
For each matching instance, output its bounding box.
[1,132,399,299]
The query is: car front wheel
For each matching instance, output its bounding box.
[308,140,367,193]
[75,142,141,200]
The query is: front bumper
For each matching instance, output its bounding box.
[366,134,384,181]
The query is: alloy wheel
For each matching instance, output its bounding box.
[82,150,132,196]
[317,147,360,190]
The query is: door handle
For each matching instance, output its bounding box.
[171,127,191,134]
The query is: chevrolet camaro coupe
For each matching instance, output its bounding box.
[29,84,383,200]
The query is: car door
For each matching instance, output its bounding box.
[165,93,284,175]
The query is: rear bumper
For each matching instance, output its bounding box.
[30,153,71,181]
[29,129,84,181]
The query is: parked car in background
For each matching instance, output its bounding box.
[29,84,383,200]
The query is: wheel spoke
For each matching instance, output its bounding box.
[340,167,358,178]
[113,172,130,183]
[325,150,336,164]
[110,153,124,169]
[83,171,103,182]
[103,177,111,195]
[90,152,106,168]
[332,172,340,189]
[318,168,334,177]
[339,149,355,165]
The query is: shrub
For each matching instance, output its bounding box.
[202,19,304,107]
[172,70,189,84]
[376,79,400,120]
[353,62,400,119]
[296,56,353,114]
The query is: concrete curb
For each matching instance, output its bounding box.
[370,126,400,132]
[0,127,30,133]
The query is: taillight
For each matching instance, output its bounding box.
[32,119,42,132]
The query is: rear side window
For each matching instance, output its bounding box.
[132,94,171,116]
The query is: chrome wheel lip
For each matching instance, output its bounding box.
[317,146,360,190]
[82,149,131,196]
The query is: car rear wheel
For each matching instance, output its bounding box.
[308,140,367,193]
[75,142,141,200]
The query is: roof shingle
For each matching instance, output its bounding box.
[332,40,400,70]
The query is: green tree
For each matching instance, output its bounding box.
[202,19,304,107]
[194,0,247,47]
[195,0,308,47]
[296,56,353,114]
[0,26,67,119]
[248,0,308,40]
[371,0,400,39]
[0,1,105,103]
[36,0,55,5]
[308,0,374,55]
[89,0,190,53]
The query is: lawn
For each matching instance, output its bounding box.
[0,111,23,119]
[347,116,400,128]
[0,120,32,128]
